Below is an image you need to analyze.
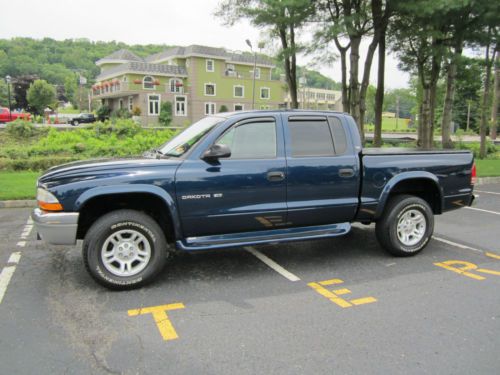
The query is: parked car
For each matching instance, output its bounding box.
[69,113,96,126]
[32,110,476,289]
[0,107,31,123]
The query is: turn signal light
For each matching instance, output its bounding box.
[36,188,63,211]
[38,201,63,211]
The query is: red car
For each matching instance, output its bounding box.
[0,107,31,123]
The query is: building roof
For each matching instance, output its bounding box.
[96,61,187,81]
[96,49,144,66]
[146,44,275,67]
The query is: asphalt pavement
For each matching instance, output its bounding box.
[0,183,499,374]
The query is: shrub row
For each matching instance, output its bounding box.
[1,119,177,171]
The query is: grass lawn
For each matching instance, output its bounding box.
[0,171,39,200]
[476,159,500,177]
[365,117,413,132]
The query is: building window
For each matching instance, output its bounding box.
[169,78,183,93]
[128,97,133,111]
[233,85,244,98]
[175,95,187,116]
[122,76,128,82]
[260,87,270,100]
[251,67,261,79]
[148,95,160,115]
[204,83,216,96]
[205,102,216,115]
[234,104,244,111]
[119,99,123,109]
[206,59,214,72]
[143,76,154,90]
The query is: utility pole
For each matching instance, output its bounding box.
[466,101,471,132]
[395,96,400,130]
[5,75,12,121]
[246,39,257,110]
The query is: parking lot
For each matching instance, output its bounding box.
[0,183,499,375]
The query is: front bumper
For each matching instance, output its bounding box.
[31,208,79,245]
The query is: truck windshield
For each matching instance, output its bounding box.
[159,116,224,157]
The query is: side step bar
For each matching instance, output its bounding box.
[176,222,351,251]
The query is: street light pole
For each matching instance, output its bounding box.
[246,39,257,110]
[5,75,12,121]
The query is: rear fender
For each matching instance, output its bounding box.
[375,171,443,219]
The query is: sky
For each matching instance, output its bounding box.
[0,0,410,89]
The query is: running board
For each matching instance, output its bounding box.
[176,222,351,251]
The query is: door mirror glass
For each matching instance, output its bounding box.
[202,144,231,160]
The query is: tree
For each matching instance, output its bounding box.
[159,101,172,126]
[27,79,56,115]
[0,79,11,107]
[479,35,497,158]
[389,0,451,148]
[215,0,315,109]
[64,75,78,104]
[490,45,499,140]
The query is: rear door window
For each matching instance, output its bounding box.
[288,118,335,157]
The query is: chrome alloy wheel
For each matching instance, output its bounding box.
[101,229,152,277]
[396,209,426,246]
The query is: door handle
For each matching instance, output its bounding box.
[267,171,285,182]
[339,168,355,178]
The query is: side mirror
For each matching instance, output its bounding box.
[202,144,231,160]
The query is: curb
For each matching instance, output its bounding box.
[477,176,500,185]
[0,200,37,209]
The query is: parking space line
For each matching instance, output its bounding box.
[245,247,301,282]
[0,252,22,305]
[16,241,26,248]
[465,207,500,216]
[8,252,21,264]
[486,252,500,260]
[433,236,484,254]
[475,190,500,196]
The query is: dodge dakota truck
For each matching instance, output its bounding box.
[32,111,476,289]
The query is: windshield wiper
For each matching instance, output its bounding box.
[144,148,167,159]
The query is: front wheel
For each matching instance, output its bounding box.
[375,195,434,257]
[83,209,169,290]
[72,120,79,126]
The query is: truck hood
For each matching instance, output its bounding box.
[38,156,182,185]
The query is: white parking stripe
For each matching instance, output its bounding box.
[27,217,33,225]
[246,247,301,282]
[433,236,484,254]
[475,190,500,196]
[16,241,26,248]
[8,252,21,264]
[465,207,500,216]
[0,265,17,305]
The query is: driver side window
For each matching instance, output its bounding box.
[218,120,277,159]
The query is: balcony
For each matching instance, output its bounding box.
[91,81,185,98]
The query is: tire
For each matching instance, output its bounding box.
[375,194,434,257]
[72,120,79,126]
[83,209,169,290]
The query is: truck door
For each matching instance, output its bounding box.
[175,116,288,237]
[283,114,360,227]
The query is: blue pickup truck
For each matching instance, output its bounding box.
[32,111,476,289]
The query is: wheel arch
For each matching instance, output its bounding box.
[75,184,182,243]
[375,172,443,219]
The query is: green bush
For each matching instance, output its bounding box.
[112,108,132,119]
[219,105,228,113]
[6,120,37,138]
[96,105,111,121]
[159,101,172,126]
[0,119,176,171]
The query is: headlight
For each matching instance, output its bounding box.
[37,188,63,211]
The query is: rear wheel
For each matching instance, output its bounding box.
[83,209,169,290]
[72,120,79,126]
[375,195,434,257]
